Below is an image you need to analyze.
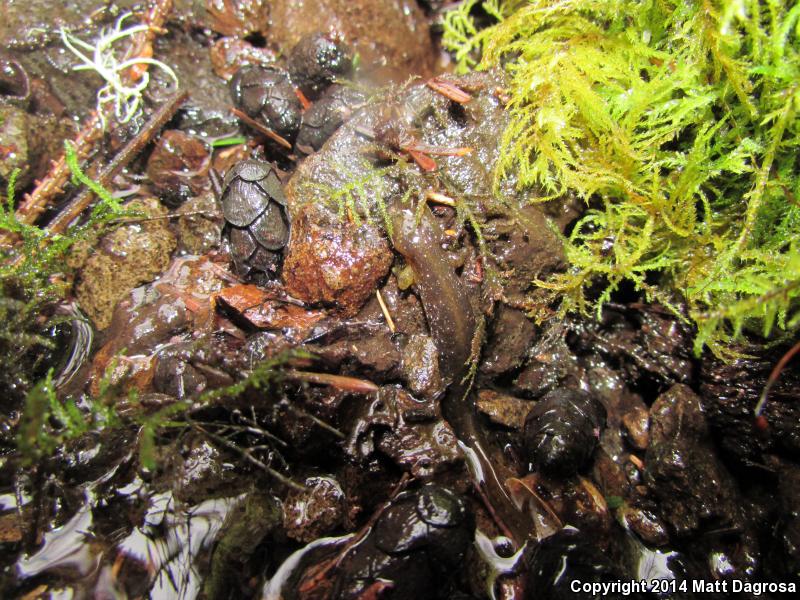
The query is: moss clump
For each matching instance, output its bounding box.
[444,0,800,356]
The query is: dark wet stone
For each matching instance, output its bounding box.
[176,190,223,254]
[523,389,606,477]
[202,0,270,38]
[621,406,650,451]
[332,484,472,599]
[286,33,353,100]
[402,334,444,400]
[209,36,277,81]
[146,129,210,206]
[153,354,206,400]
[480,306,536,376]
[267,0,436,85]
[523,528,640,600]
[644,384,743,538]
[571,306,694,395]
[514,324,585,398]
[476,389,531,430]
[295,85,364,152]
[283,476,346,543]
[700,347,800,467]
[485,205,566,299]
[346,386,460,478]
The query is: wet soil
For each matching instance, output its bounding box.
[1,2,799,599]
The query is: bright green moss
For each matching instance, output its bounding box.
[444,0,800,356]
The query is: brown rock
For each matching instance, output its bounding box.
[283,476,346,543]
[621,406,650,451]
[267,0,436,84]
[402,334,444,400]
[476,389,531,430]
[282,203,393,316]
[204,0,270,37]
[75,198,176,329]
[645,384,743,537]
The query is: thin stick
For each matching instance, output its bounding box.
[230,107,292,149]
[5,0,175,238]
[191,422,307,492]
[375,289,396,333]
[47,91,189,233]
[286,370,379,393]
[284,404,346,440]
[754,338,800,417]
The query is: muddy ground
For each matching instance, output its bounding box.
[0,1,799,599]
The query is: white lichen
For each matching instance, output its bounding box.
[60,13,179,129]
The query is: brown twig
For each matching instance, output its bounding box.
[47,91,189,233]
[230,107,293,150]
[1,0,175,245]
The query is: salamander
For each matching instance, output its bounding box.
[391,207,534,547]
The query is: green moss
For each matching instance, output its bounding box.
[444,0,800,356]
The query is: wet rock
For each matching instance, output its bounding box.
[76,197,177,330]
[514,324,585,398]
[203,0,270,38]
[204,492,282,600]
[480,306,536,376]
[267,0,436,84]
[176,190,223,254]
[644,384,743,538]
[287,33,353,100]
[0,53,30,107]
[402,334,444,400]
[145,130,211,206]
[476,389,530,430]
[153,28,239,139]
[522,474,613,544]
[572,306,694,395]
[283,476,346,543]
[0,105,72,189]
[700,347,800,467]
[295,85,365,153]
[769,460,800,581]
[170,436,241,505]
[485,205,566,300]
[283,203,393,317]
[329,484,472,599]
[523,528,640,600]
[153,353,207,400]
[312,329,403,380]
[87,255,228,393]
[621,406,650,451]
[209,36,277,81]
[617,504,670,547]
[523,389,606,477]
[347,386,461,478]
